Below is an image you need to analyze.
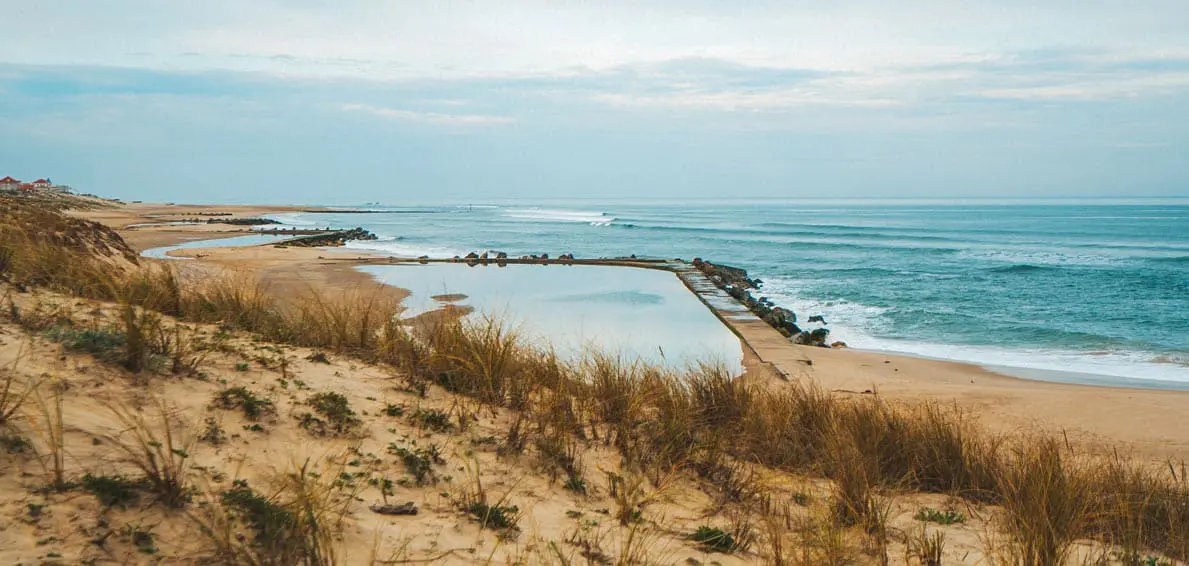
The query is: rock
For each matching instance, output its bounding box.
[464,252,479,259]
[808,315,827,324]
[370,502,418,515]
[276,227,377,248]
[418,255,429,264]
[792,328,831,347]
[495,251,508,259]
[830,341,848,349]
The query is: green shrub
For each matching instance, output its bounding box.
[46,326,125,360]
[211,387,274,420]
[82,473,147,509]
[383,403,404,417]
[298,392,361,435]
[691,525,738,553]
[388,442,444,486]
[410,407,453,432]
[914,507,965,525]
[221,480,298,552]
[468,501,520,531]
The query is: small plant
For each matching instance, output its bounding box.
[306,352,330,364]
[123,523,158,554]
[410,407,453,432]
[914,507,965,525]
[297,392,361,436]
[468,501,521,531]
[46,326,125,361]
[234,362,250,372]
[199,417,226,445]
[388,442,444,486]
[107,401,195,508]
[1,432,31,452]
[691,525,738,553]
[383,403,405,417]
[564,474,588,495]
[537,434,587,495]
[910,525,945,566]
[207,459,356,565]
[29,379,69,491]
[219,480,300,554]
[211,387,274,420]
[82,473,147,509]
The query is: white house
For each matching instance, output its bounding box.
[0,176,21,192]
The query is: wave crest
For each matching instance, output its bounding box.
[504,208,615,226]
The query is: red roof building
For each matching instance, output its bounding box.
[0,176,21,191]
[31,179,51,187]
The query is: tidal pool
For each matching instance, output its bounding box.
[359,263,744,374]
[141,233,297,260]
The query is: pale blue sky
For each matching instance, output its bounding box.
[1,1,1187,203]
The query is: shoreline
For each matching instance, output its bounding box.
[78,200,1189,461]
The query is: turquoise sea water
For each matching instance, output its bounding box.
[265,199,1189,387]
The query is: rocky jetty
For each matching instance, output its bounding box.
[692,258,832,347]
[207,217,282,226]
[276,227,377,248]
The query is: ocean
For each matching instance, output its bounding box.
[265,198,1189,387]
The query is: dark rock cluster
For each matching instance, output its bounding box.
[206,217,282,226]
[277,227,377,248]
[692,258,833,347]
[450,251,578,265]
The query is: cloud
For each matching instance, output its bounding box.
[340,103,514,125]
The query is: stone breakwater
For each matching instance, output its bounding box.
[692,258,834,347]
[206,217,282,226]
[276,227,377,248]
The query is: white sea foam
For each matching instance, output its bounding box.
[343,238,469,258]
[758,276,1189,384]
[503,208,615,226]
[954,248,1125,266]
[263,212,322,227]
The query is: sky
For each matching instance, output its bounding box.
[1,1,1188,204]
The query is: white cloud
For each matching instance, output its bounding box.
[972,72,1189,101]
[4,1,1189,81]
[340,103,514,125]
[592,90,900,111]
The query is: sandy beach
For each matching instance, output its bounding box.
[79,200,1189,463]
